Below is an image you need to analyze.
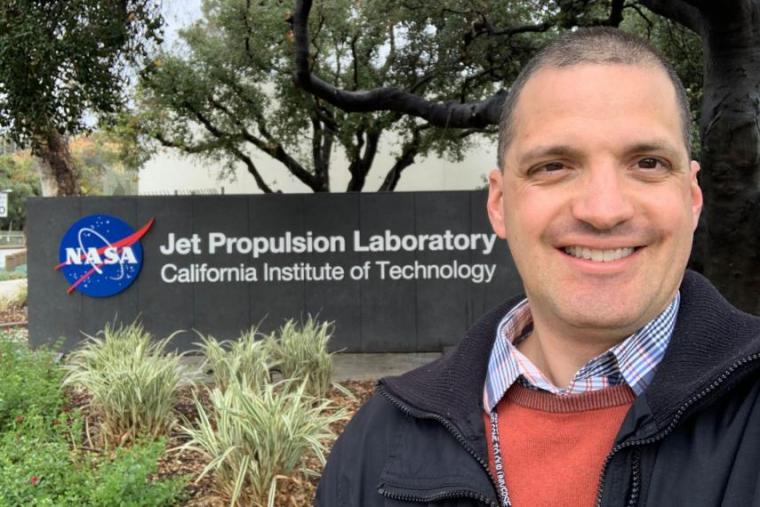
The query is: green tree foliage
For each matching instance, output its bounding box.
[70,127,142,196]
[0,127,140,230]
[0,0,162,195]
[0,154,41,230]
[291,0,703,138]
[138,0,489,192]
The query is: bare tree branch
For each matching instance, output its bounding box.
[292,0,505,128]
[182,107,278,193]
[155,127,275,194]
[229,147,277,194]
[350,33,359,91]
[310,113,332,191]
[461,13,553,50]
[608,0,626,26]
[346,128,380,191]
[625,2,655,29]
[205,97,321,190]
[154,133,225,154]
[379,127,424,191]
[484,21,553,36]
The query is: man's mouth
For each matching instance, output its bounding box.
[563,246,637,263]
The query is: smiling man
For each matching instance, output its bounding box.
[316,28,760,507]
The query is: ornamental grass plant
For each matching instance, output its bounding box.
[62,321,195,446]
[0,281,27,314]
[195,327,277,391]
[179,376,345,507]
[270,317,334,398]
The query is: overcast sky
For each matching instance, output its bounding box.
[161,0,203,47]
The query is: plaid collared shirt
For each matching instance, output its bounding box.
[483,293,680,412]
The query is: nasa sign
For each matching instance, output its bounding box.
[56,214,154,297]
[28,192,523,353]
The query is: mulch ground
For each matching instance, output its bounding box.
[0,306,25,325]
[64,379,376,506]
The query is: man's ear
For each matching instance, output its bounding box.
[487,168,508,239]
[689,160,703,231]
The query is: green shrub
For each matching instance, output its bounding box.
[0,413,89,505]
[85,439,187,506]
[270,317,334,398]
[179,379,345,507]
[0,413,186,506]
[62,321,195,445]
[0,330,63,432]
[196,327,276,391]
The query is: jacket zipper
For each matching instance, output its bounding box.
[378,386,502,507]
[595,353,760,507]
[626,448,641,507]
[378,488,498,505]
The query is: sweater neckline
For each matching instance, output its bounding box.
[505,384,635,413]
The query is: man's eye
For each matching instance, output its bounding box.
[540,162,566,172]
[636,157,665,169]
[527,161,568,178]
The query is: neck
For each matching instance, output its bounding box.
[516,318,629,389]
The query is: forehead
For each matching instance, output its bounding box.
[506,63,684,160]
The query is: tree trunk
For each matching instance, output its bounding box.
[698,1,760,314]
[32,129,80,196]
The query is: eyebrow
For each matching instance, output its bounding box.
[622,141,679,157]
[517,145,584,166]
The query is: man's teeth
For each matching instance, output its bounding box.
[564,246,636,262]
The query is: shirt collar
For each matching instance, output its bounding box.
[483,292,680,412]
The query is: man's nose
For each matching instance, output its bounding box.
[570,166,635,231]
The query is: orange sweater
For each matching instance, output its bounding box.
[484,384,635,507]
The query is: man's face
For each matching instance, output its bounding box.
[487,63,702,340]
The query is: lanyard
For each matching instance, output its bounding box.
[489,409,512,507]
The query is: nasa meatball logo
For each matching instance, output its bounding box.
[56,215,154,297]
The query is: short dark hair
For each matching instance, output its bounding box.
[497,27,692,169]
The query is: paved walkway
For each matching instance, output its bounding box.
[182,351,442,383]
[332,352,441,381]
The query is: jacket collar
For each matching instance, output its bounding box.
[644,271,760,430]
[381,270,760,454]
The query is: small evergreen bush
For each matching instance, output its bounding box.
[0,330,63,432]
[0,414,185,506]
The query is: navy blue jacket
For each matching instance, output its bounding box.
[316,271,760,506]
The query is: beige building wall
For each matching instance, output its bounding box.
[138,136,496,195]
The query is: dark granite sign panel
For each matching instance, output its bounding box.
[27,191,522,352]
